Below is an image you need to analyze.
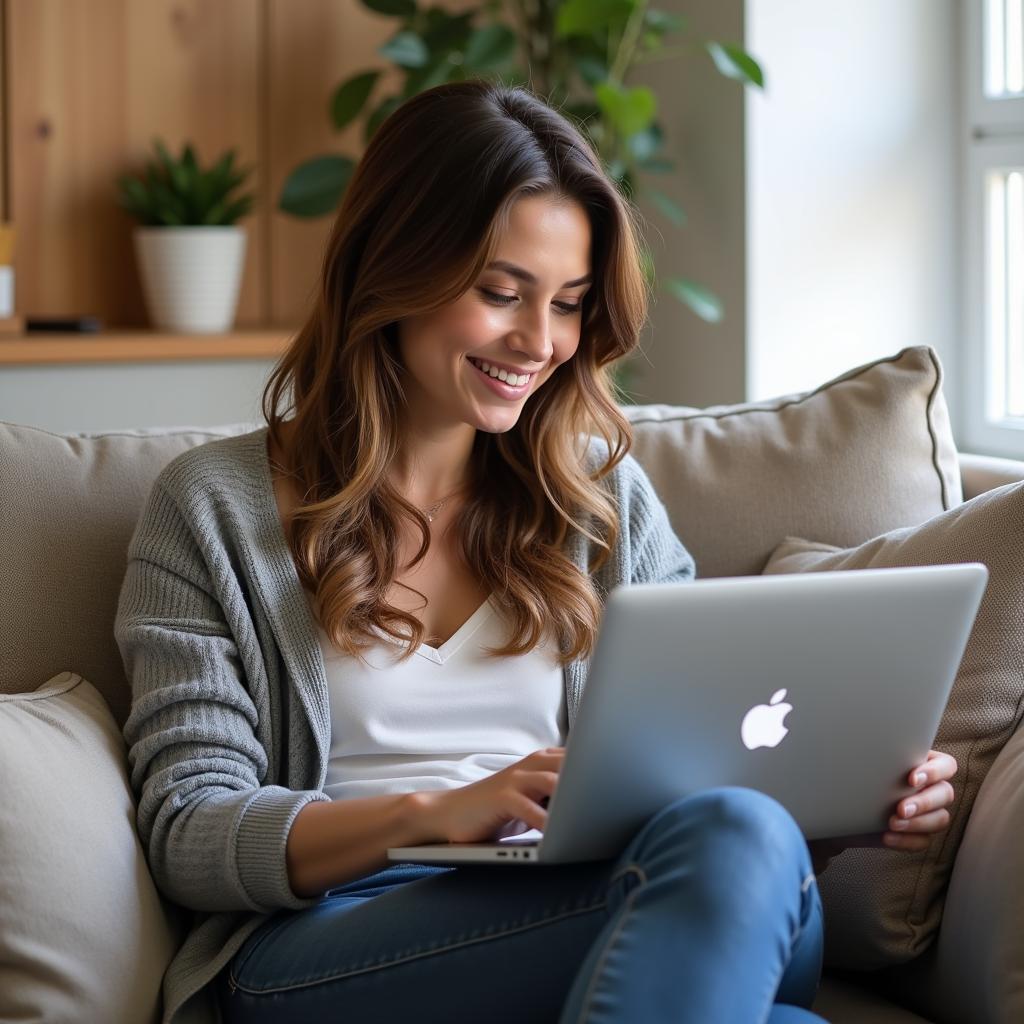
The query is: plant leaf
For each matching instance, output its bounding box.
[331,71,380,131]
[556,0,634,38]
[574,55,607,86]
[400,53,456,97]
[419,9,474,54]
[595,83,656,138]
[645,187,686,226]
[665,277,723,322]
[218,195,254,225]
[153,139,189,195]
[643,9,686,34]
[705,41,764,88]
[278,154,355,217]
[379,31,430,68]
[462,24,517,70]
[361,0,416,16]
[627,123,662,162]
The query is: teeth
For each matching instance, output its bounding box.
[472,358,530,387]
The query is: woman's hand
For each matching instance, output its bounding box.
[412,747,564,845]
[882,749,959,850]
[808,749,958,873]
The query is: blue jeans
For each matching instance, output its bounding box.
[218,786,827,1023]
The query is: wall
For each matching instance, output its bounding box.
[745,0,961,437]
[0,0,961,433]
[0,0,402,433]
[0,359,272,433]
[629,0,748,408]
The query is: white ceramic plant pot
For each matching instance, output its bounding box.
[133,225,247,333]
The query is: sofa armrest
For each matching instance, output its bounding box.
[896,723,1024,1022]
[960,452,1024,500]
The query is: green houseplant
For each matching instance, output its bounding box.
[116,140,256,333]
[278,0,763,345]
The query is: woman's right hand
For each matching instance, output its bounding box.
[413,747,565,844]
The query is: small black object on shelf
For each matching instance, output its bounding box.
[26,316,104,333]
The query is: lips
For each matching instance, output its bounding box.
[467,356,532,385]
[467,357,533,397]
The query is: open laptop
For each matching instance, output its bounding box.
[387,563,988,867]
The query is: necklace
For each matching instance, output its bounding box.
[270,444,463,524]
[419,487,464,523]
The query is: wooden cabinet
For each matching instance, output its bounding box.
[1,0,402,355]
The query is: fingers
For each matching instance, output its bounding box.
[525,769,559,794]
[894,780,956,821]
[517,750,564,773]
[889,807,951,834]
[882,829,932,851]
[510,792,549,832]
[909,750,957,787]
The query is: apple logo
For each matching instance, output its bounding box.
[741,688,794,750]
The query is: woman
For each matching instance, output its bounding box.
[114,79,957,1024]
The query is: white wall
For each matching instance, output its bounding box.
[746,1,961,435]
[0,359,275,433]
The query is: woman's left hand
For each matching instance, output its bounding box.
[881,749,958,851]
[808,749,958,872]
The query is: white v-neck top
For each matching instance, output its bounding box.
[308,590,568,800]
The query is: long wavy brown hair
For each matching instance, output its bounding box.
[261,78,652,667]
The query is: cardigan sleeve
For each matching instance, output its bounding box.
[114,478,332,914]
[622,453,697,586]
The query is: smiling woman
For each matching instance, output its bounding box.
[398,194,592,431]
[261,80,652,668]
[94,76,842,1024]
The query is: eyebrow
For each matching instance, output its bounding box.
[486,260,592,288]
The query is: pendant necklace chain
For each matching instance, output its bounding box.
[420,487,463,523]
[270,436,462,524]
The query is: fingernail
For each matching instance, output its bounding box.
[914,772,926,786]
[892,818,909,829]
[883,834,901,846]
[903,802,917,817]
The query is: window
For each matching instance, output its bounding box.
[964,0,1024,456]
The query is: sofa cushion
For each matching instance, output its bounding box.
[0,420,260,727]
[622,345,961,579]
[0,671,187,1023]
[761,481,1024,970]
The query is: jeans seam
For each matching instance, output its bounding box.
[228,896,610,995]
[573,865,648,1024]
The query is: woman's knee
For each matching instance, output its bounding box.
[632,786,807,866]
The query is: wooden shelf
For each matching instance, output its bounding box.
[0,327,298,365]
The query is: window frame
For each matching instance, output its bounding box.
[963,0,1024,457]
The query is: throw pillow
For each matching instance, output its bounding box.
[622,345,961,579]
[762,481,1024,969]
[0,671,188,1023]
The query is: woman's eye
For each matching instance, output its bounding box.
[480,289,581,316]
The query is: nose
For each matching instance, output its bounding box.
[508,304,555,366]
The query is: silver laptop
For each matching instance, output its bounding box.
[387,563,988,867]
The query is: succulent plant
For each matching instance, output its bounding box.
[117,139,256,227]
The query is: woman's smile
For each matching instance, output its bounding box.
[466,355,535,399]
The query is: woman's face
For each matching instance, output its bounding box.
[396,193,592,436]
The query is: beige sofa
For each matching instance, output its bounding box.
[2,346,1023,1023]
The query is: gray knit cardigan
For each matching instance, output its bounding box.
[113,424,696,1024]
